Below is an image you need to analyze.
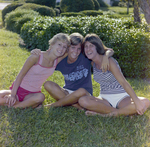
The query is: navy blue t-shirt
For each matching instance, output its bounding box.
[56,53,93,95]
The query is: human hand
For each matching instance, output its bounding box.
[6,95,17,107]
[31,49,41,55]
[101,55,109,72]
[135,99,146,115]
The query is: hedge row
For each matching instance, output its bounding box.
[20,16,150,78]
[2,2,57,25]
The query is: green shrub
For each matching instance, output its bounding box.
[2,2,23,25]
[20,16,150,78]
[60,12,85,17]
[111,0,119,6]
[25,0,56,8]
[16,3,56,17]
[60,0,95,12]
[93,0,100,10]
[5,9,39,34]
[97,0,109,7]
[80,10,103,16]
[54,8,60,16]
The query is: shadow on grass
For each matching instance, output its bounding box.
[0,106,150,146]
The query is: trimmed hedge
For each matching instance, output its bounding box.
[5,9,39,34]
[16,3,56,17]
[60,0,95,12]
[20,16,150,78]
[61,10,103,17]
[80,10,103,16]
[2,2,23,25]
[25,0,56,8]
[61,12,85,17]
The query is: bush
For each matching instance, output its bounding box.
[25,0,56,8]
[54,8,60,16]
[61,12,85,17]
[80,10,103,16]
[60,0,95,12]
[2,2,23,25]
[5,9,39,34]
[111,0,119,6]
[97,0,109,7]
[93,0,100,10]
[16,3,56,17]
[20,16,150,78]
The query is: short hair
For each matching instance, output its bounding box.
[49,33,71,47]
[69,33,83,45]
[83,34,107,55]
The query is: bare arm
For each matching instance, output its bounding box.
[31,49,68,64]
[101,48,114,72]
[8,55,38,106]
[109,58,145,115]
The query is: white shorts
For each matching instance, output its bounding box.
[98,93,129,108]
[64,88,74,94]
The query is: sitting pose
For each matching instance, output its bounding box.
[0,33,70,108]
[78,33,150,116]
[31,33,114,110]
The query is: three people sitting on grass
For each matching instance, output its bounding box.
[31,33,150,116]
[0,32,150,116]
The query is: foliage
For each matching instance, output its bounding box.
[20,16,150,78]
[54,8,60,16]
[111,0,119,6]
[25,0,56,8]
[16,3,56,17]
[2,2,24,25]
[97,0,109,7]
[93,0,100,10]
[4,9,39,34]
[61,12,85,17]
[61,10,103,17]
[60,0,95,12]
[80,10,103,16]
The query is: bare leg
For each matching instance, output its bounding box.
[78,96,117,115]
[13,93,45,108]
[44,81,68,101]
[44,81,89,110]
[109,97,150,116]
[46,88,90,108]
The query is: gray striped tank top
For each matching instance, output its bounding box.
[93,58,126,94]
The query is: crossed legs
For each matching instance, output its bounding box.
[78,96,150,116]
[44,81,90,109]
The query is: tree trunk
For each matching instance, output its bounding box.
[133,0,141,23]
[127,0,129,14]
[137,0,150,24]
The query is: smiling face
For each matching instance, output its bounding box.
[52,40,68,57]
[68,43,81,61]
[84,41,97,60]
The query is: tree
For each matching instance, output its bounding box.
[133,0,141,23]
[137,0,150,24]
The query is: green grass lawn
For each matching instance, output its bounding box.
[0,8,150,147]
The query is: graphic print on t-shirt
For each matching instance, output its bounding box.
[63,65,88,81]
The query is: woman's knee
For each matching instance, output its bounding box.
[44,81,57,91]
[143,98,150,108]
[36,93,45,103]
[76,88,89,97]
[78,96,90,108]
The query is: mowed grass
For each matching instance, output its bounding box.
[0,12,150,147]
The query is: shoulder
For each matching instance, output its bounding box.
[27,54,40,64]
